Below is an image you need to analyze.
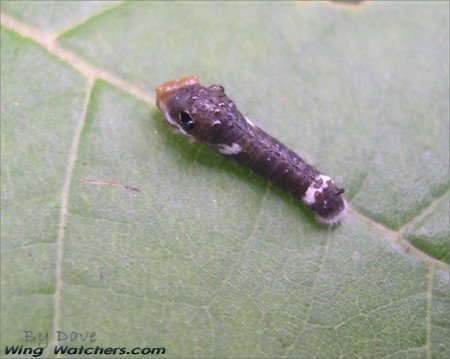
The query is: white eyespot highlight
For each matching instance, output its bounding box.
[162,109,177,126]
[302,175,332,205]
[217,143,242,155]
[245,117,256,128]
[315,199,347,225]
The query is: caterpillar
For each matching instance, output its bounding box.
[156,76,346,224]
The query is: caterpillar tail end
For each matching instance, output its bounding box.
[314,199,347,225]
[302,175,347,225]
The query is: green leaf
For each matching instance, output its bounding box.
[1,2,448,358]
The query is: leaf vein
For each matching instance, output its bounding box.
[399,188,450,234]
[348,205,448,271]
[53,1,125,39]
[425,265,435,359]
[283,229,333,357]
[51,77,94,348]
[0,12,153,104]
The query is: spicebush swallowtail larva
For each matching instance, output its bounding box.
[156,76,347,224]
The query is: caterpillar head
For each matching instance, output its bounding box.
[156,76,238,144]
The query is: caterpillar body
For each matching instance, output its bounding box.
[156,76,346,224]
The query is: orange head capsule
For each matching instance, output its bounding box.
[155,76,199,110]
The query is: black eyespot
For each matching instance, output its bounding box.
[180,111,195,131]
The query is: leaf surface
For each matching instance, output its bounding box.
[1,2,449,357]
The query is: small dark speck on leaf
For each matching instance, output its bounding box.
[80,178,141,194]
